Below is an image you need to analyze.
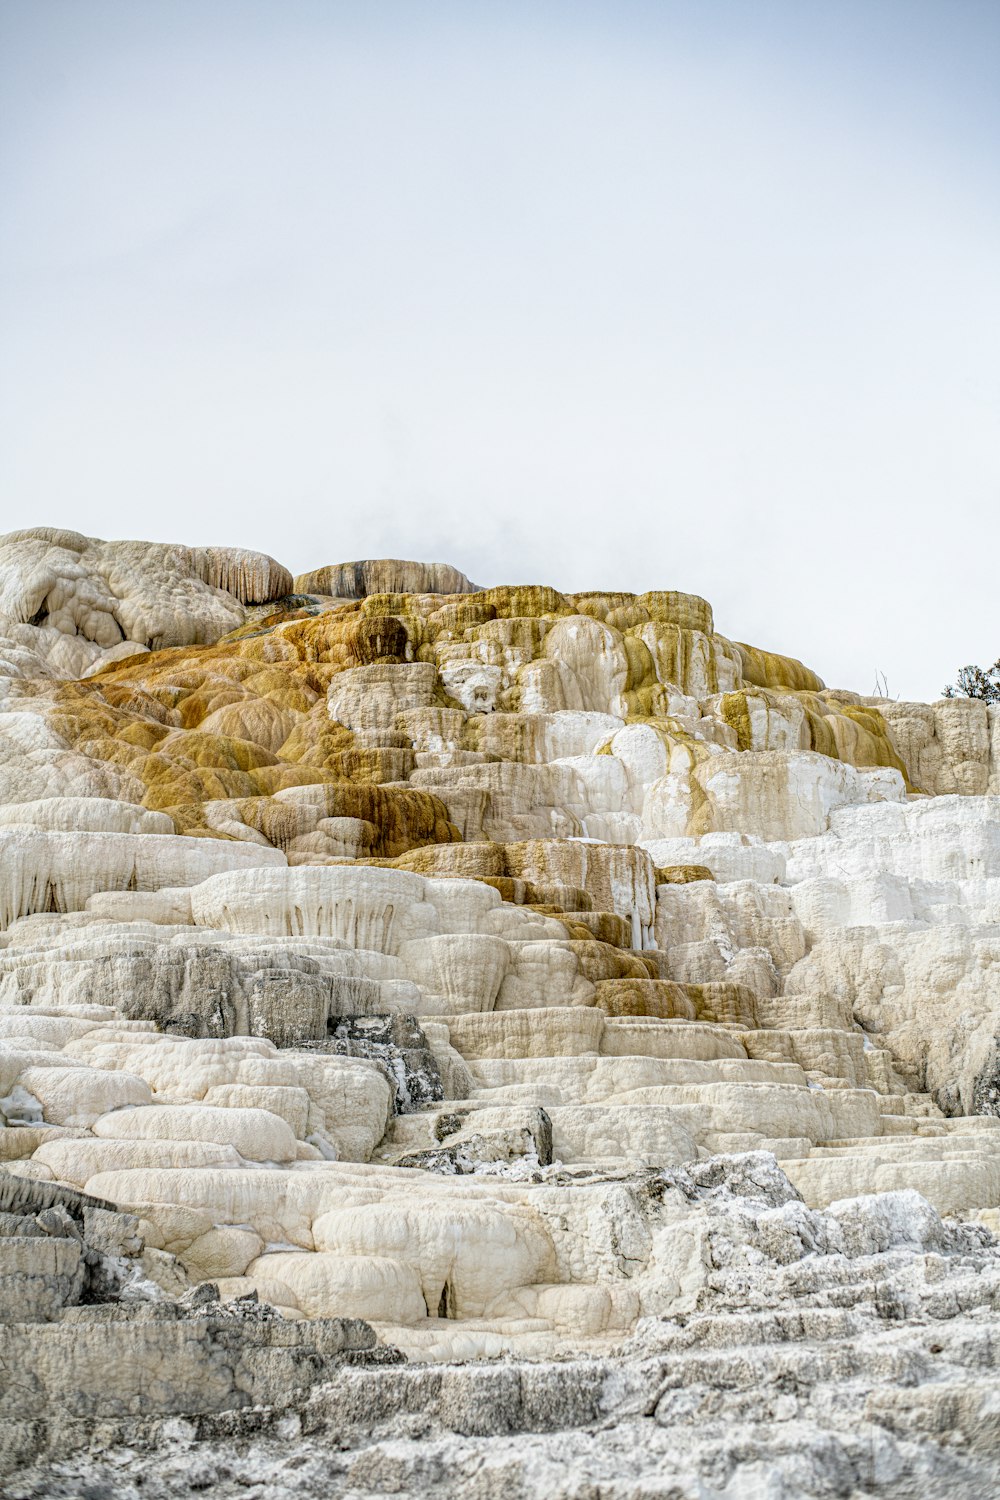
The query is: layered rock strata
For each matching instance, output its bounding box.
[1,529,999,1494]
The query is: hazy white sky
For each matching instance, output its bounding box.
[1,0,997,700]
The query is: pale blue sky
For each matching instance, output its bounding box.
[1,0,997,699]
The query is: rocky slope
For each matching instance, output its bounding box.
[1,527,999,1495]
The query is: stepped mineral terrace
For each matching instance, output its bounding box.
[2,527,1000,1497]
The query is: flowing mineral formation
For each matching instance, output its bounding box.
[2,526,999,1497]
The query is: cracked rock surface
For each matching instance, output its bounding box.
[1,534,999,1492]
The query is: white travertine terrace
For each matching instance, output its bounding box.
[2,531,1000,1497]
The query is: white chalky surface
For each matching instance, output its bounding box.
[1,531,998,1494]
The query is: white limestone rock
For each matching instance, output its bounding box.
[0,528,292,669]
[0,539,999,1497]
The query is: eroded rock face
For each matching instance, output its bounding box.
[5,1162,1000,1498]
[1,533,999,1495]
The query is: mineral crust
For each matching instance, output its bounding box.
[1,529,999,1496]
